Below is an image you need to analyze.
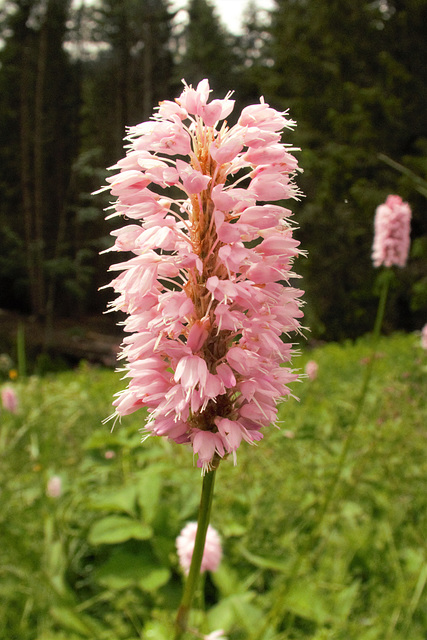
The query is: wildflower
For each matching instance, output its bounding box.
[305,359,318,381]
[176,521,222,575]
[104,450,116,459]
[8,369,18,380]
[421,324,427,350]
[46,475,62,498]
[372,195,411,268]
[1,385,18,413]
[100,79,304,472]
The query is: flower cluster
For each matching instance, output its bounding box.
[176,521,222,575]
[421,324,427,351]
[372,195,411,268]
[100,79,304,472]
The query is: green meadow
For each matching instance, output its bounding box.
[1,332,426,640]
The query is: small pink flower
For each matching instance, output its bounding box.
[104,450,116,459]
[46,475,62,498]
[176,521,222,575]
[1,386,18,413]
[421,324,427,350]
[305,360,318,381]
[372,195,411,268]
[100,79,305,472]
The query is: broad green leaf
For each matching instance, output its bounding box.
[88,486,137,515]
[88,515,152,545]
[139,567,170,592]
[95,548,170,592]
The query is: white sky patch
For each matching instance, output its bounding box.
[170,0,275,35]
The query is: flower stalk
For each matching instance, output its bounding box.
[174,464,218,640]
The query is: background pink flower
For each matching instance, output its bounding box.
[305,360,318,381]
[421,324,427,350]
[46,475,62,498]
[372,195,411,268]
[1,385,18,413]
[176,521,222,575]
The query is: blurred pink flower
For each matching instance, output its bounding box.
[104,450,116,459]
[421,324,427,350]
[46,475,62,498]
[100,79,304,473]
[305,360,318,381]
[372,195,411,268]
[176,521,222,575]
[1,386,18,413]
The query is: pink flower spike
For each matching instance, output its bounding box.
[100,78,305,472]
[176,521,222,575]
[421,324,427,350]
[372,195,411,268]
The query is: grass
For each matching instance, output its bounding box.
[0,332,426,640]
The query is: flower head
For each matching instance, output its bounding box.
[421,324,427,350]
[1,385,18,413]
[101,79,304,472]
[176,521,222,575]
[372,195,411,268]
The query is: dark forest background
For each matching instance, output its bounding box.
[0,0,426,342]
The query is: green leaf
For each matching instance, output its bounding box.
[334,581,360,621]
[88,486,138,515]
[284,582,332,624]
[238,544,290,572]
[135,464,165,523]
[139,568,170,592]
[88,515,152,545]
[95,548,170,592]
[207,592,264,634]
[50,606,107,638]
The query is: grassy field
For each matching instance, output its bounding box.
[1,332,426,640]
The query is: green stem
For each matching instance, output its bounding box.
[316,273,390,524]
[174,464,218,640]
[256,274,391,639]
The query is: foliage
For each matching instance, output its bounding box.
[1,333,426,639]
[0,0,426,338]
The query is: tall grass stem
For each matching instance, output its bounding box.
[258,274,391,638]
[316,273,390,523]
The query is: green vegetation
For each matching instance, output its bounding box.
[1,332,426,639]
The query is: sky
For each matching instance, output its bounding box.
[170,0,275,34]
